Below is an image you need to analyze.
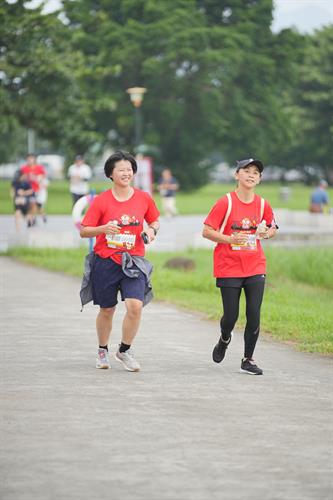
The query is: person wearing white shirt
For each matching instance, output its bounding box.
[68,155,92,205]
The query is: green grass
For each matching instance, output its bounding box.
[4,246,333,354]
[175,182,329,213]
[1,179,330,215]
[0,180,107,215]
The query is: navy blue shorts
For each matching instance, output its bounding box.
[92,255,146,308]
[14,203,29,215]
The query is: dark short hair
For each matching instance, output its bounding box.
[104,150,137,179]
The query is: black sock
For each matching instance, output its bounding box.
[99,345,108,351]
[119,342,131,353]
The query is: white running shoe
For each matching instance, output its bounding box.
[115,348,140,372]
[96,348,110,369]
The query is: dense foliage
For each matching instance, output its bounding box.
[1,0,332,187]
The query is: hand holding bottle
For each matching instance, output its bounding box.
[256,219,269,239]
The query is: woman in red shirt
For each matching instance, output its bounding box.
[203,159,277,375]
[80,151,160,372]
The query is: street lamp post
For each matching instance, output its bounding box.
[126,87,147,149]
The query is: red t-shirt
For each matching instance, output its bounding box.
[204,192,276,278]
[20,164,46,193]
[81,189,160,264]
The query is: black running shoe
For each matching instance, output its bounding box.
[212,333,232,363]
[240,358,263,375]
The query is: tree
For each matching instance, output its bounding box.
[296,26,333,183]
[2,0,330,188]
[61,0,296,188]
[0,0,97,161]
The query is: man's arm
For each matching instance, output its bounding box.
[172,180,179,191]
[18,188,34,196]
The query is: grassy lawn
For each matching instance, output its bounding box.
[0,180,107,215]
[176,182,328,213]
[4,246,333,354]
[1,179,330,215]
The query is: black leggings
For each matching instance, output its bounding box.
[219,278,265,359]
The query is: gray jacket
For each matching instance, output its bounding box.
[80,252,154,310]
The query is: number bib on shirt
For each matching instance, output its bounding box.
[106,232,136,250]
[15,196,27,205]
[231,232,257,251]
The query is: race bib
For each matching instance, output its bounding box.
[231,232,257,251]
[15,196,27,206]
[106,232,136,250]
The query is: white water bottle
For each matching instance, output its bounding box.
[256,219,267,239]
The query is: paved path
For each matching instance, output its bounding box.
[0,257,332,500]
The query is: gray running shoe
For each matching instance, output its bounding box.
[212,331,233,363]
[240,358,263,375]
[96,348,110,369]
[115,348,140,372]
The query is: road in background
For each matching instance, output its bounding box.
[1,211,333,252]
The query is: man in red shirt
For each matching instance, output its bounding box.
[20,153,46,226]
[80,151,160,371]
[203,158,277,375]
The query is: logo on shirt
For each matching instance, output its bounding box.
[118,214,140,227]
[231,217,259,231]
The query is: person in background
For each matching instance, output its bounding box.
[20,153,47,227]
[11,171,34,231]
[309,180,330,213]
[35,174,49,223]
[157,168,179,217]
[68,155,92,206]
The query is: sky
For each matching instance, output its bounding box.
[22,0,333,34]
[271,0,333,33]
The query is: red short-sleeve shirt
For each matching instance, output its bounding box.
[20,164,46,192]
[204,192,276,278]
[81,189,160,264]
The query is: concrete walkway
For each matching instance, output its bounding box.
[0,257,332,500]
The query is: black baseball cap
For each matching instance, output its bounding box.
[236,158,264,173]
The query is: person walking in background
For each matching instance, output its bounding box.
[20,153,47,227]
[80,150,160,371]
[157,168,179,217]
[10,171,34,231]
[68,155,92,206]
[203,158,278,375]
[309,179,330,213]
[35,175,49,223]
